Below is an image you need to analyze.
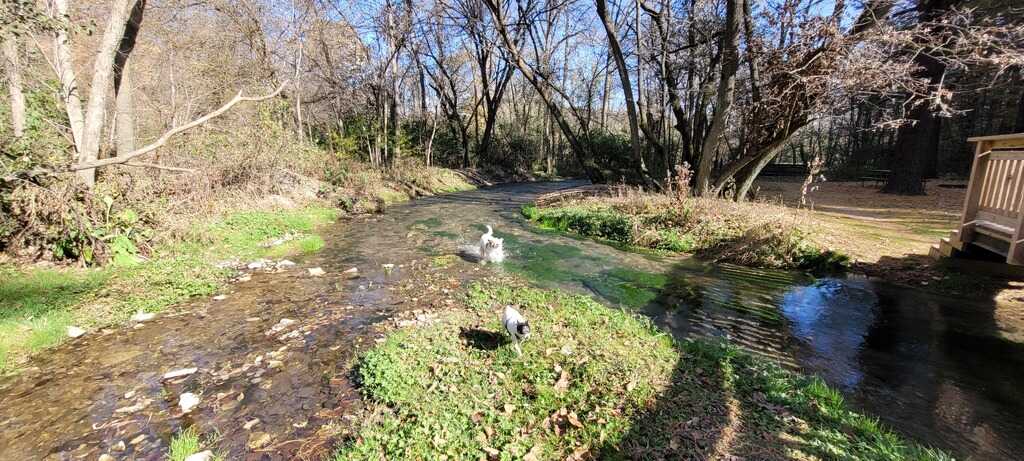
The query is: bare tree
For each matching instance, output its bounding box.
[2,35,25,138]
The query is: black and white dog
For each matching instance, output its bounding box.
[502,305,530,355]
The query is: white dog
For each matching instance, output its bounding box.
[478,225,505,264]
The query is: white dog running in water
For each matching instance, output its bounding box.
[478,225,505,264]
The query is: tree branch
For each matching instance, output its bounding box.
[64,81,289,173]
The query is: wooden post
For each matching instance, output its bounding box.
[958,140,991,245]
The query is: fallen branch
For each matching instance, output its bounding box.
[122,162,196,173]
[65,81,289,173]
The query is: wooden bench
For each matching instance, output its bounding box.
[950,133,1024,265]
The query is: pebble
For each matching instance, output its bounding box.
[247,260,267,270]
[243,418,261,430]
[179,392,200,413]
[99,454,115,461]
[343,267,359,275]
[184,450,215,461]
[112,441,126,452]
[162,367,198,380]
[248,432,272,450]
[213,295,227,301]
[130,434,147,445]
[246,317,261,322]
[131,311,156,322]
[277,260,296,268]
[308,267,326,276]
[267,360,284,370]
[67,326,86,338]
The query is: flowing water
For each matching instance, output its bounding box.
[1,181,1022,459]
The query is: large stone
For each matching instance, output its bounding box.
[308,267,326,276]
[162,367,198,380]
[66,326,86,338]
[184,450,215,461]
[131,311,156,322]
[179,392,200,413]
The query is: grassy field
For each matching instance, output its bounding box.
[335,281,950,460]
[0,206,337,373]
[522,194,848,272]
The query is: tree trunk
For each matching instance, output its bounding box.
[113,0,145,156]
[596,0,650,185]
[2,36,26,138]
[51,0,86,153]
[883,0,955,195]
[78,0,141,186]
[693,0,742,194]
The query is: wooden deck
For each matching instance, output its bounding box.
[935,133,1024,265]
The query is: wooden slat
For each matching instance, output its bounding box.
[968,132,1024,142]
[976,210,1017,229]
[1011,161,1024,215]
[993,139,1024,149]
[991,150,1024,161]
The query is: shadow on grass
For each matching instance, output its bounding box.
[458,327,505,351]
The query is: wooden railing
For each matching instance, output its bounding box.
[958,133,1024,265]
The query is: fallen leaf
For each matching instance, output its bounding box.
[567,412,583,428]
[524,445,543,461]
[554,371,570,392]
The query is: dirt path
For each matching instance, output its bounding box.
[759,179,1024,304]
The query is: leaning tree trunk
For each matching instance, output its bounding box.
[693,0,742,195]
[2,36,26,138]
[596,0,652,186]
[112,0,145,156]
[76,0,141,186]
[51,0,86,152]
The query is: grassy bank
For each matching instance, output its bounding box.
[522,193,848,271]
[335,281,948,460]
[0,206,338,373]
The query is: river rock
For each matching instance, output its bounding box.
[308,267,326,276]
[67,326,86,338]
[247,260,268,270]
[243,418,260,430]
[184,450,215,461]
[213,295,227,301]
[98,454,115,461]
[248,432,272,449]
[163,367,198,380]
[179,392,200,413]
[131,311,156,322]
[277,259,296,268]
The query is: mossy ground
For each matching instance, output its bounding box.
[0,207,337,373]
[334,281,950,460]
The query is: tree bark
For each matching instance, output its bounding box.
[693,0,742,195]
[882,0,956,195]
[77,0,140,186]
[2,36,26,138]
[112,0,145,156]
[51,0,86,153]
[596,0,651,185]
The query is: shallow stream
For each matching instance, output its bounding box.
[1,181,1022,459]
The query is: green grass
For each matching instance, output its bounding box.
[166,427,223,461]
[522,200,849,272]
[0,206,338,374]
[335,282,950,460]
